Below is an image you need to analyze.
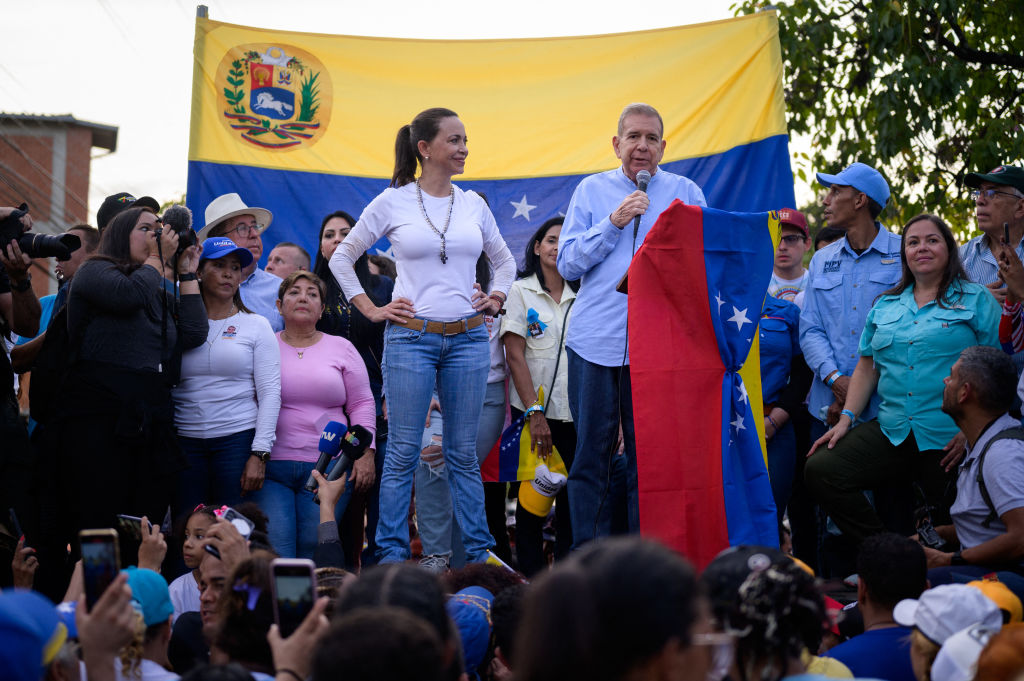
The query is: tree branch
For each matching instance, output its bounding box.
[935,12,1024,70]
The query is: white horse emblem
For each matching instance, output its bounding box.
[254,91,293,116]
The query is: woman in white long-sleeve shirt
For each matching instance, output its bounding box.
[172,236,281,516]
[329,107,515,564]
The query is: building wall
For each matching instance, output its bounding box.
[1,122,94,297]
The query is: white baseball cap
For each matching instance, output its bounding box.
[894,584,1003,645]
[931,624,998,681]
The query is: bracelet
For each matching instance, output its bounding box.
[840,409,856,423]
[826,371,843,387]
[524,404,544,417]
[276,669,304,681]
[766,414,779,431]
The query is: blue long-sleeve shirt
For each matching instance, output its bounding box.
[557,166,706,366]
[798,225,902,424]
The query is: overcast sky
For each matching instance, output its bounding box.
[2,0,752,222]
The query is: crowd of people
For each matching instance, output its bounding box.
[2,101,1024,680]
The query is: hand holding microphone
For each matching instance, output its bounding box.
[609,169,651,233]
[312,424,374,504]
[303,421,346,493]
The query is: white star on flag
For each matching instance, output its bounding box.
[730,415,746,431]
[510,195,537,221]
[728,306,751,331]
[736,382,749,404]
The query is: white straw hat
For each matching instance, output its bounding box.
[199,193,273,242]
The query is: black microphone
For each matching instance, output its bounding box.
[314,424,374,505]
[303,421,346,492]
[633,169,652,240]
[161,204,198,257]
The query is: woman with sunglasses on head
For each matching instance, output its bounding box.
[329,107,515,565]
[172,236,282,517]
[57,206,207,548]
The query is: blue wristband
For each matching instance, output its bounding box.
[827,372,843,387]
[840,409,856,423]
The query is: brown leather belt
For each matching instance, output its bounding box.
[392,314,485,336]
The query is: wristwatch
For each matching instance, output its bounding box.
[950,551,969,566]
[10,273,31,292]
[250,450,271,463]
[178,273,198,282]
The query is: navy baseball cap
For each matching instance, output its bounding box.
[200,236,254,267]
[816,162,891,210]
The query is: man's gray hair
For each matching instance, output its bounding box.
[618,103,664,137]
[957,345,1017,413]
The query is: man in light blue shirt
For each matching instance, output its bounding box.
[557,103,706,546]
[959,164,1024,372]
[200,193,283,331]
[799,162,901,438]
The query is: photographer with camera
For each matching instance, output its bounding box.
[55,205,207,558]
[0,204,41,582]
[922,345,1024,599]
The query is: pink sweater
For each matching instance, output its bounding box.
[272,333,376,462]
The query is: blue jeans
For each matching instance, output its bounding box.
[415,380,508,565]
[175,429,255,517]
[766,421,796,524]
[252,459,353,559]
[565,348,639,548]
[377,321,494,564]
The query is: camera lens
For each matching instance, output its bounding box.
[18,233,82,261]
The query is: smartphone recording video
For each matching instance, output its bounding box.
[80,529,120,609]
[270,558,317,637]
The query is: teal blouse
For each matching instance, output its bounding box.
[859,281,1000,449]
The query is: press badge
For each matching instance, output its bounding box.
[823,260,841,273]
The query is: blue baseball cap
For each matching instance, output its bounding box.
[446,586,494,679]
[0,590,68,681]
[816,162,891,210]
[123,567,174,626]
[200,236,254,268]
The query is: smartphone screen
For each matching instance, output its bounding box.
[115,514,149,542]
[80,530,120,609]
[271,559,317,637]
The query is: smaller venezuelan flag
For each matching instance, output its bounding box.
[481,389,569,484]
[629,202,779,568]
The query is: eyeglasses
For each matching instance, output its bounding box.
[971,189,1023,201]
[222,222,263,237]
[779,235,806,245]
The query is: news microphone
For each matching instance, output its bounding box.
[303,421,346,492]
[314,424,374,505]
[633,169,651,240]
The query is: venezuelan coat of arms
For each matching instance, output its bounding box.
[215,44,332,150]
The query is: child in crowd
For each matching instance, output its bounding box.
[168,505,216,622]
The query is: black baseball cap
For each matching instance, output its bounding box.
[964,165,1024,194]
[96,192,160,230]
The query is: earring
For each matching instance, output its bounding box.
[424,155,430,161]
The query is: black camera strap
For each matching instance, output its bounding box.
[975,426,1024,528]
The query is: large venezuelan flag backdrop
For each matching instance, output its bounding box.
[186,12,795,264]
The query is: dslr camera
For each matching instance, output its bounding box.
[0,203,81,261]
